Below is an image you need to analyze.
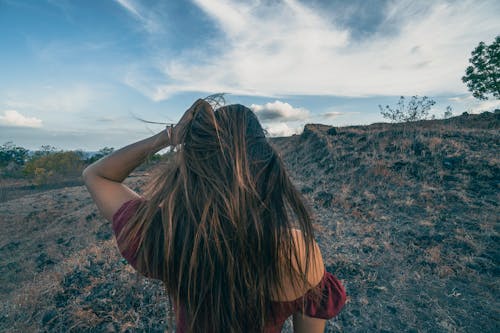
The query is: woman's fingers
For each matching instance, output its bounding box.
[180,99,203,123]
[171,99,210,144]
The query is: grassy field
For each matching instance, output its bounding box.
[1,111,498,332]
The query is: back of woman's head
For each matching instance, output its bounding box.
[119,98,319,332]
[178,100,280,208]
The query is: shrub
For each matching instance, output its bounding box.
[24,151,86,185]
[444,106,453,119]
[379,96,436,123]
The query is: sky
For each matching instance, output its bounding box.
[0,0,499,151]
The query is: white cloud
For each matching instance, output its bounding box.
[126,0,500,100]
[447,94,500,114]
[469,99,500,114]
[246,100,309,137]
[0,110,42,128]
[250,100,310,121]
[263,122,302,137]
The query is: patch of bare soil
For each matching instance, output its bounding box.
[0,179,85,203]
[1,111,498,332]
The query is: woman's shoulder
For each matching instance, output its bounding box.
[270,228,325,302]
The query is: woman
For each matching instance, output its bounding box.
[83,97,346,332]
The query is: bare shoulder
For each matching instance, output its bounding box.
[271,228,325,302]
[289,228,325,286]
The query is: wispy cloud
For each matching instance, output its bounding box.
[114,0,162,33]
[96,116,119,122]
[320,111,346,119]
[4,84,97,114]
[115,0,143,19]
[122,0,500,100]
[448,95,475,103]
[30,39,116,62]
[0,110,43,128]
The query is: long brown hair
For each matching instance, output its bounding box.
[117,98,321,332]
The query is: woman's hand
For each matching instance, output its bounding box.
[157,98,211,148]
[169,98,208,145]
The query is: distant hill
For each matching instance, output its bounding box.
[1,110,498,332]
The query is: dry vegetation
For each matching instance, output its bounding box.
[0,111,498,332]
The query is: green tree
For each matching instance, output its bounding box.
[0,141,29,167]
[31,145,59,159]
[379,96,436,123]
[86,147,115,164]
[462,35,500,100]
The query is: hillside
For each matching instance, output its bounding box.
[1,111,498,332]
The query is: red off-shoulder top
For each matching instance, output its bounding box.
[112,199,346,332]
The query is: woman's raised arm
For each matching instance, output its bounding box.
[82,128,170,222]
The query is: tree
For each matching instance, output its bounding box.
[85,147,114,164]
[462,35,500,100]
[444,105,453,119]
[31,145,59,159]
[0,141,29,167]
[379,96,436,123]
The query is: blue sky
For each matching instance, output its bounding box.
[1,0,499,150]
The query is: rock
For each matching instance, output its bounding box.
[327,127,337,135]
[300,186,313,194]
[315,191,333,207]
[36,252,55,271]
[442,156,464,169]
[41,309,57,325]
[391,161,409,171]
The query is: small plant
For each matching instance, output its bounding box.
[444,106,453,119]
[34,167,53,185]
[379,96,436,123]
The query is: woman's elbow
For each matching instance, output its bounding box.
[82,165,95,183]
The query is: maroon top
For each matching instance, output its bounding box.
[112,199,346,332]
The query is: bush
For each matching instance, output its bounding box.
[379,96,436,123]
[24,151,86,185]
